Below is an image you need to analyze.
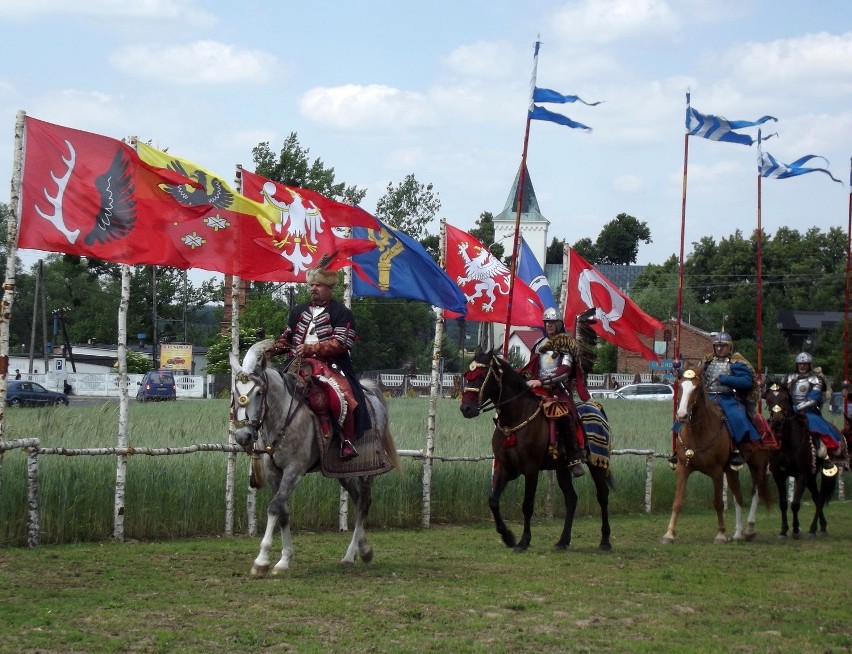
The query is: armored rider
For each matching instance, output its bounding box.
[519,307,587,478]
[785,352,840,476]
[265,259,369,461]
[703,331,761,470]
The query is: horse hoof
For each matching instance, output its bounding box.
[552,542,569,551]
[777,534,787,541]
[744,532,757,542]
[250,564,270,578]
[340,558,356,566]
[598,542,612,552]
[360,547,374,564]
[660,536,675,545]
[713,535,729,544]
[512,545,529,554]
[817,531,828,539]
[792,533,801,541]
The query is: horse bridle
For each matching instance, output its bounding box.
[232,368,301,455]
[462,355,542,434]
[675,369,723,461]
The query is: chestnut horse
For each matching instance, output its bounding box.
[662,367,771,544]
[763,381,838,539]
[459,346,612,553]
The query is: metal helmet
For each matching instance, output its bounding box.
[542,307,561,322]
[713,331,733,345]
[795,352,813,365]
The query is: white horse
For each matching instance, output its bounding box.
[230,340,400,576]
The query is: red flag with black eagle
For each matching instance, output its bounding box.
[18,116,207,267]
[563,246,663,361]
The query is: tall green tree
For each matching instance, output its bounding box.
[546,237,565,264]
[252,133,366,204]
[375,174,441,240]
[594,213,652,265]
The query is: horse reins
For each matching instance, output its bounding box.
[233,369,302,456]
[465,356,542,435]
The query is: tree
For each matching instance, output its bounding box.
[546,237,565,264]
[571,237,597,263]
[469,212,503,259]
[252,133,366,204]
[594,213,652,265]
[374,174,441,240]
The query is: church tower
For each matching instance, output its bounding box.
[493,163,549,267]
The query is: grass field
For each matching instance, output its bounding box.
[1,504,851,653]
[0,396,849,546]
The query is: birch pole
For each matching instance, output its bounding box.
[0,111,26,444]
[113,264,131,541]
[226,272,241,536]
[340,252,352,530]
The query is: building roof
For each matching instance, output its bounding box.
[776,310,844,331]
[494,163,548,225]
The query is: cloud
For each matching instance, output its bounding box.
[442,40,521,80]
[724,31,852,94]
[549,0,680,45]
[110,41,282,85]
[0,0,217,27]
[299,84,436,130]
[615,175,642,192]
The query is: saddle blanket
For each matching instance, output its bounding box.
[577,401,611,469]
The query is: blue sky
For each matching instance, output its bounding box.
[1,0,850,286]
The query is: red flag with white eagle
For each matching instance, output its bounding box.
[563,246,663,361]
[444,223,543,327]
[239,169,379,281]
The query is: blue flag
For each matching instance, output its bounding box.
[759,151,842,183]
[517,237,558,311]
[351,220,467,314]
[533,87,602,106]
[529,105,591,131]
[686,93,776,146]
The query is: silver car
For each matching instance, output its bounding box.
[611,383,674,401]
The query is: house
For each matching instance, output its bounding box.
[507,328,544,364]
[776,310,844,351]
[617,319,715,377]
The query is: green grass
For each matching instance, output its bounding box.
[0,397,848,546]
[1,505,851,653]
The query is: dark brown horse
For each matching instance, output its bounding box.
[459,346,612,553]
[662,367,771,544]
[763,381,837,539]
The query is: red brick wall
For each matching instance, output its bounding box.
[616,319,713,376]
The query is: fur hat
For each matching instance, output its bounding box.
[306,253,338,287]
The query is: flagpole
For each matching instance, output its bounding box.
[844,157,851,419]
[1,111,26,443]
[502,37,540,357]
[755,133,764,405]
[671,94,690,458]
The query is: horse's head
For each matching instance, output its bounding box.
[230,339,274,453]
[459,345,502,419]
[763,380,793,430]
[675,367,704,422]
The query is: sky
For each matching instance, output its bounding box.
[1,0,851,287]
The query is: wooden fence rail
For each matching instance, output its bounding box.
[1,438,846,548]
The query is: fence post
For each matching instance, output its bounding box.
[26,447,40,548]
[644,454,654,513]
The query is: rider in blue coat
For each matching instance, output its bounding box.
[785,352,840,476]
[673,332,760,470]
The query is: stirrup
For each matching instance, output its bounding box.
[569,461,585,478]
[821,459,839,477]
[340,439,358,461]
[727,451,745,471]
[667,453,678,469]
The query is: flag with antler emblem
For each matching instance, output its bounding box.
[444,223,543,326]
[18,116,209,266]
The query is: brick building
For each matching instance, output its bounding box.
[617,319,715,378]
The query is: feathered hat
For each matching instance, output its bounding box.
[306,253,339,287]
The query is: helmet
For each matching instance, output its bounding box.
[795,352,813,365]
[542,307,561,322]
[713,331,733,345]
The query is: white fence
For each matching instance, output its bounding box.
[19,372,207,399]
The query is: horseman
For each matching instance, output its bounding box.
[518,307,587,478]
[701,331,761,470]
[265,258,368,460]
[785,352,840,476]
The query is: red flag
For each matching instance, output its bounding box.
[444,224,543,327]
[239,169,379,281]
[18,116,207,267]
[563,246,663,361]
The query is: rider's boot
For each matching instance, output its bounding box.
[815,440,838,477]
[339,411,358,461]
[727,447,745,471]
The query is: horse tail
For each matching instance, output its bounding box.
[820,473,838,505]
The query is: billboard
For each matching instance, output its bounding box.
[160,343,192,371]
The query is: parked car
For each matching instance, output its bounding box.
[136,370,177,402]
[611,383,674,401]
[588,389,618,400]
[7,380,70,407]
